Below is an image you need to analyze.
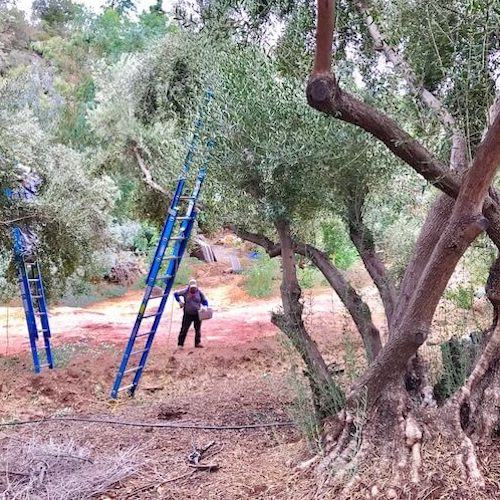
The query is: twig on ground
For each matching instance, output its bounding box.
[188,463,220,471]
[0,470,30,477]
[203,444,225,461]
[126,470,196,498]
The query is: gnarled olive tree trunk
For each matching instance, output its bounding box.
[303,0,500,494]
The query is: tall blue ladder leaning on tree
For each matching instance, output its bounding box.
[110,89,215,400]
[5,191,54,374]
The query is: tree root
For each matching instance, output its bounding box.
[313,401,495,499]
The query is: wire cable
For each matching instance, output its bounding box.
[0,416,295,431]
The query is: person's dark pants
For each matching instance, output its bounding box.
[178,312,202,347]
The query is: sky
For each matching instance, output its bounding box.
[15,0,173,16]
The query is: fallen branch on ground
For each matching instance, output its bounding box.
[125,471,196,498]
[188,463,219,471]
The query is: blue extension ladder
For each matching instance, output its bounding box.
[110,91,214,399]
[5,208,54,373]
[14,241,54,373]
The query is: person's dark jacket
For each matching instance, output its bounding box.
[174,287,208,315]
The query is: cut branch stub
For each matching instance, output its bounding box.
[307,75,339,110]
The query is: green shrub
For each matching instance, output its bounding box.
[297,264,325,289]
[445,285,474,310]
[133,222,160,254]
[321,219,358,270]
[244,252,279,297]
[434,333,482,401]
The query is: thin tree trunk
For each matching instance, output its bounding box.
[346,200,396,324]
[303,245,382,361]
[272,218,343,420]
[226,224,382,361]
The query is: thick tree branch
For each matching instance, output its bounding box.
[313,0,335,75]
[225,224,281,257]
[132,145,169,198]
[392,194,455,331]
[302,243,382,361]
[227,224,382,361]
[306,69,500,251]
[307,77,460,197]
[354,0,467,171]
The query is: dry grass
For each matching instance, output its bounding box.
[0,435,142,499]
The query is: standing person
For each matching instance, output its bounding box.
[174,279,209,349]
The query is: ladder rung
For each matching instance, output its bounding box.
[31,295,42,299]
[176,216,192,221]
[123,365,143,375]
[136,330,154,338]
[39,363,51,368]
[155,275,173,282]
[179,196,196,201]
[35,312,47,315]
[143,312,161,318]
[170,236,186,241]
[149,293,169,300]
[131,348,149,356]
[163,255,180,260]
[28,278,40,282]
[118,384,134,393]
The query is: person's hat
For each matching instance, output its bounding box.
[189,279,197,288]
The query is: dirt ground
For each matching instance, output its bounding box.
[1,263,368,499]
[2,261,496,499]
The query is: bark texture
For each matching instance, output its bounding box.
[392,194,455,331]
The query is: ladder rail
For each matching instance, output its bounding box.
[144,179,185,286]
[32,261,54,368]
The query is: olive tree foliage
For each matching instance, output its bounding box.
[209,42,394,233]
[0,64,117,299]
[90,26,398,244]
[334,0,499,159]
[89,31,213,223]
